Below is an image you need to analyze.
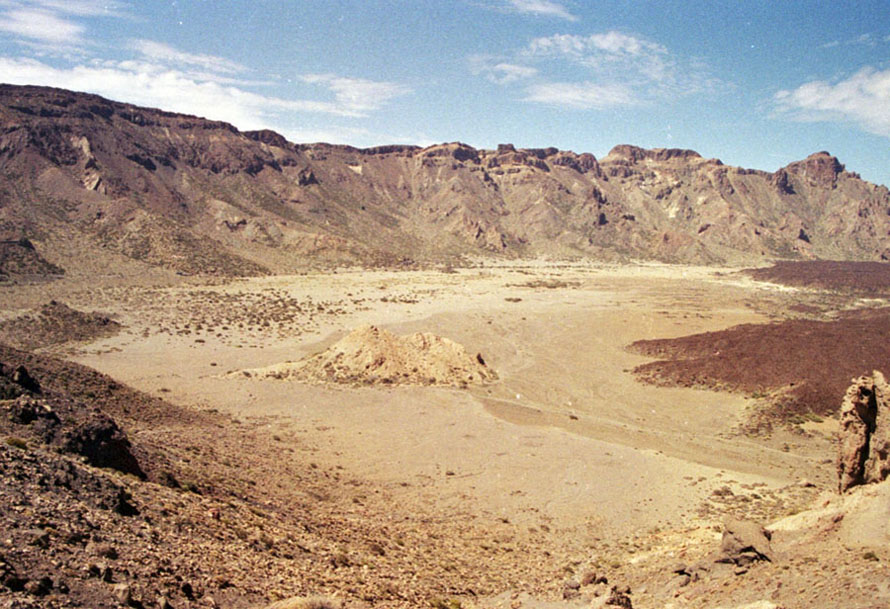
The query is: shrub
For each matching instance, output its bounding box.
[5,436,28,450]
[265,596,340,609]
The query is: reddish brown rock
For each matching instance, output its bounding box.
[838,371,890,493]
[785,151,844,187]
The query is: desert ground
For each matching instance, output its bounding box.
[3,261,889,609]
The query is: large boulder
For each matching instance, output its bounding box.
[0,363,40,399]
[716,517,773,566]
[838,371,890,493]
[60,413,145,479]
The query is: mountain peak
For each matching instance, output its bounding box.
[603,145,703,164]
[785,151,845,186]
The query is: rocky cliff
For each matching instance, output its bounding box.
[2,84,890,276]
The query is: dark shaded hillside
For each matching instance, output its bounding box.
[2,84,890,277]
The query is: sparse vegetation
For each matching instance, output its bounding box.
[430,598,461,609]
[5,436,28,450]
[266,596,341,609]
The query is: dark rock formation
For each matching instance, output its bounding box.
[838,371,890,493]
[0,363,41,399]
[61,413,145,479]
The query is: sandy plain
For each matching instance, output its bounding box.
[4,262,847,607]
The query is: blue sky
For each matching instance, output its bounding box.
[1,1,889,186]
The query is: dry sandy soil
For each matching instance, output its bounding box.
[3,261,889,608]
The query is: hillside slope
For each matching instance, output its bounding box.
[2,84,889,276]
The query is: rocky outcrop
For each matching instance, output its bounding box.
[60,412,145,478]
[3,84,890,274]
[2,359,145,479]
[0,301,121,351]
[785,151,844,188]
[838,371,890,493]
[717,518,773,565]
[0,239,65,280]
[235,324,497,387]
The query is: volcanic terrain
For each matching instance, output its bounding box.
[2,85,890,609]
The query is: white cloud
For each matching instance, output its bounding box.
[820,32,880,49]
[489,30,721,109]
[469,56,538,83]
[505,0,577,21]
[524,81,633,109]
[470,32,689,111]
[0,56,410,134]
[281,124,434,148]
[129,39,246,75]
[528,31,667,58]
[0,0,125,50]
[491,62,538,83]
[526,31,671,81]
[0,7,85,44]
[300,73,411,114]
[775,67,890,137]
[3,0,127,17]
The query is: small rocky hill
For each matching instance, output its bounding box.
[237,325,497,386]
[2,84,890,276]
[0,301,121,351]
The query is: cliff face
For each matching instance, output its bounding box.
[2,84,889,276]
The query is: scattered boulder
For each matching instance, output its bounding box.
[591,585,633,608]
[11,365,40,393]
[6,396,57,425]
[236,325,497,387]
[61,413,145,479]
[0,363,41,399]
[716,517,773,566]
[837,371,890,493]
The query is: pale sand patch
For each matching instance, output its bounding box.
[66,263,832,539]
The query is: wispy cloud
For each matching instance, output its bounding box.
[525,81,633,109]
[0,54,412,133]
[300,74,412,114]
[526,32,673,83]
[775,67,890,137]
[469,56,538,83]
[129,39,247,75]
[505,0,577,21]
[7,0,127,17]
[474,30,721,110]
[820,33,880,49]
[0,0,124,50]
[528,31,667,58]
[0,7,85,45]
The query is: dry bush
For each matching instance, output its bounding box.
[263,596,340,609]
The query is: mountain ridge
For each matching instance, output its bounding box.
[2,83,889,277]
